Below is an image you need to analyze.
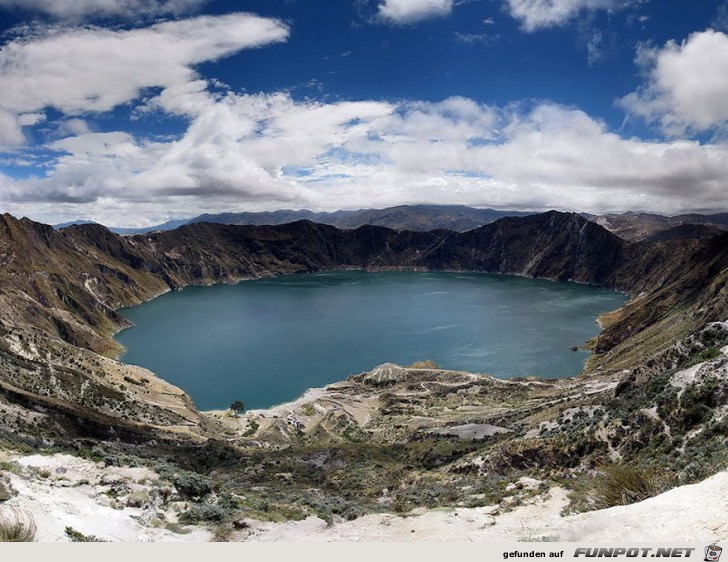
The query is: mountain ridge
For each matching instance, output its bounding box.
[54,204,728,241]
[2,209,725,434]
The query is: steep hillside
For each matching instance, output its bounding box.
[431,211,625,285]
[142,211,626,288]
[0,215,199,443]
[0,216,167,355]
[645,223,725,241]
[592,232,728,369]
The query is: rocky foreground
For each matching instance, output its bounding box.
[1,450,726,542]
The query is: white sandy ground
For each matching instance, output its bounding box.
[242,471,728,542]
[1,453,212,542]
[1,450,726,542]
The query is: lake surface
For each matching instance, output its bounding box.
[116,271,627,410]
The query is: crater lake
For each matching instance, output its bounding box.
[115,271,628,410]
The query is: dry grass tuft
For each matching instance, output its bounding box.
[0,508,37,542]
[566,464,679,514]
[587,464,675,510]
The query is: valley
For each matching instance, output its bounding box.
[0,210,726,541]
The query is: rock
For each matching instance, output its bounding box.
[0,478,15,501]
[125,491,149,508]
[100,474,123,486]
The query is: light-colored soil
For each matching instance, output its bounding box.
[0,453,212,542]
[1,451,725,542]
[242,471,728,542]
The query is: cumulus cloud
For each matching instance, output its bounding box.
[378,0,452,24]
[0,0,205,20]
[504,0,618,31]
[620,30,728,135]
[4,91,728,227]
[0,14,288,119]
[475,105,728,206]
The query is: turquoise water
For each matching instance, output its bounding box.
[116,271,627,410]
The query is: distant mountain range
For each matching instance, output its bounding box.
[590,211,728,241]
[55,205,532,235]
[53,218,190,235]
[188,205,533,232]
[54,205,728,242]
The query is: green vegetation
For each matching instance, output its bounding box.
[693,347,721,363]
[299,403,317,417]
[64,526,108,542]
[242,419,259,437]
[163,522,192,535]
[155,466,214,500]
[179,503,229,524]
[229,400,245,417]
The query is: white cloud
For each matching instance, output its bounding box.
[0,0,205,20]
[51,131,140,157]
[620,30,728,135]
[0,112,24,146]
[378,0,452,24]
[0,14,289,119]
[4,93,728,227]
[56,118,91,137]
[504,0,617,31]
[474,105,728,206]
[17,113,45,127]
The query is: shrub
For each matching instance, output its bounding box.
[175,472,213,498]
[583,465,675,511]
[242,420,259,437]
[695,347,721,363]
[0,509,37,542]
[64,526,107,542]
[178,503,229,523]
[154,467,213,499]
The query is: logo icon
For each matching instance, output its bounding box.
[705,545,722,562]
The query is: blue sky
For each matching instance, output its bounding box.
[0,0,727,226]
